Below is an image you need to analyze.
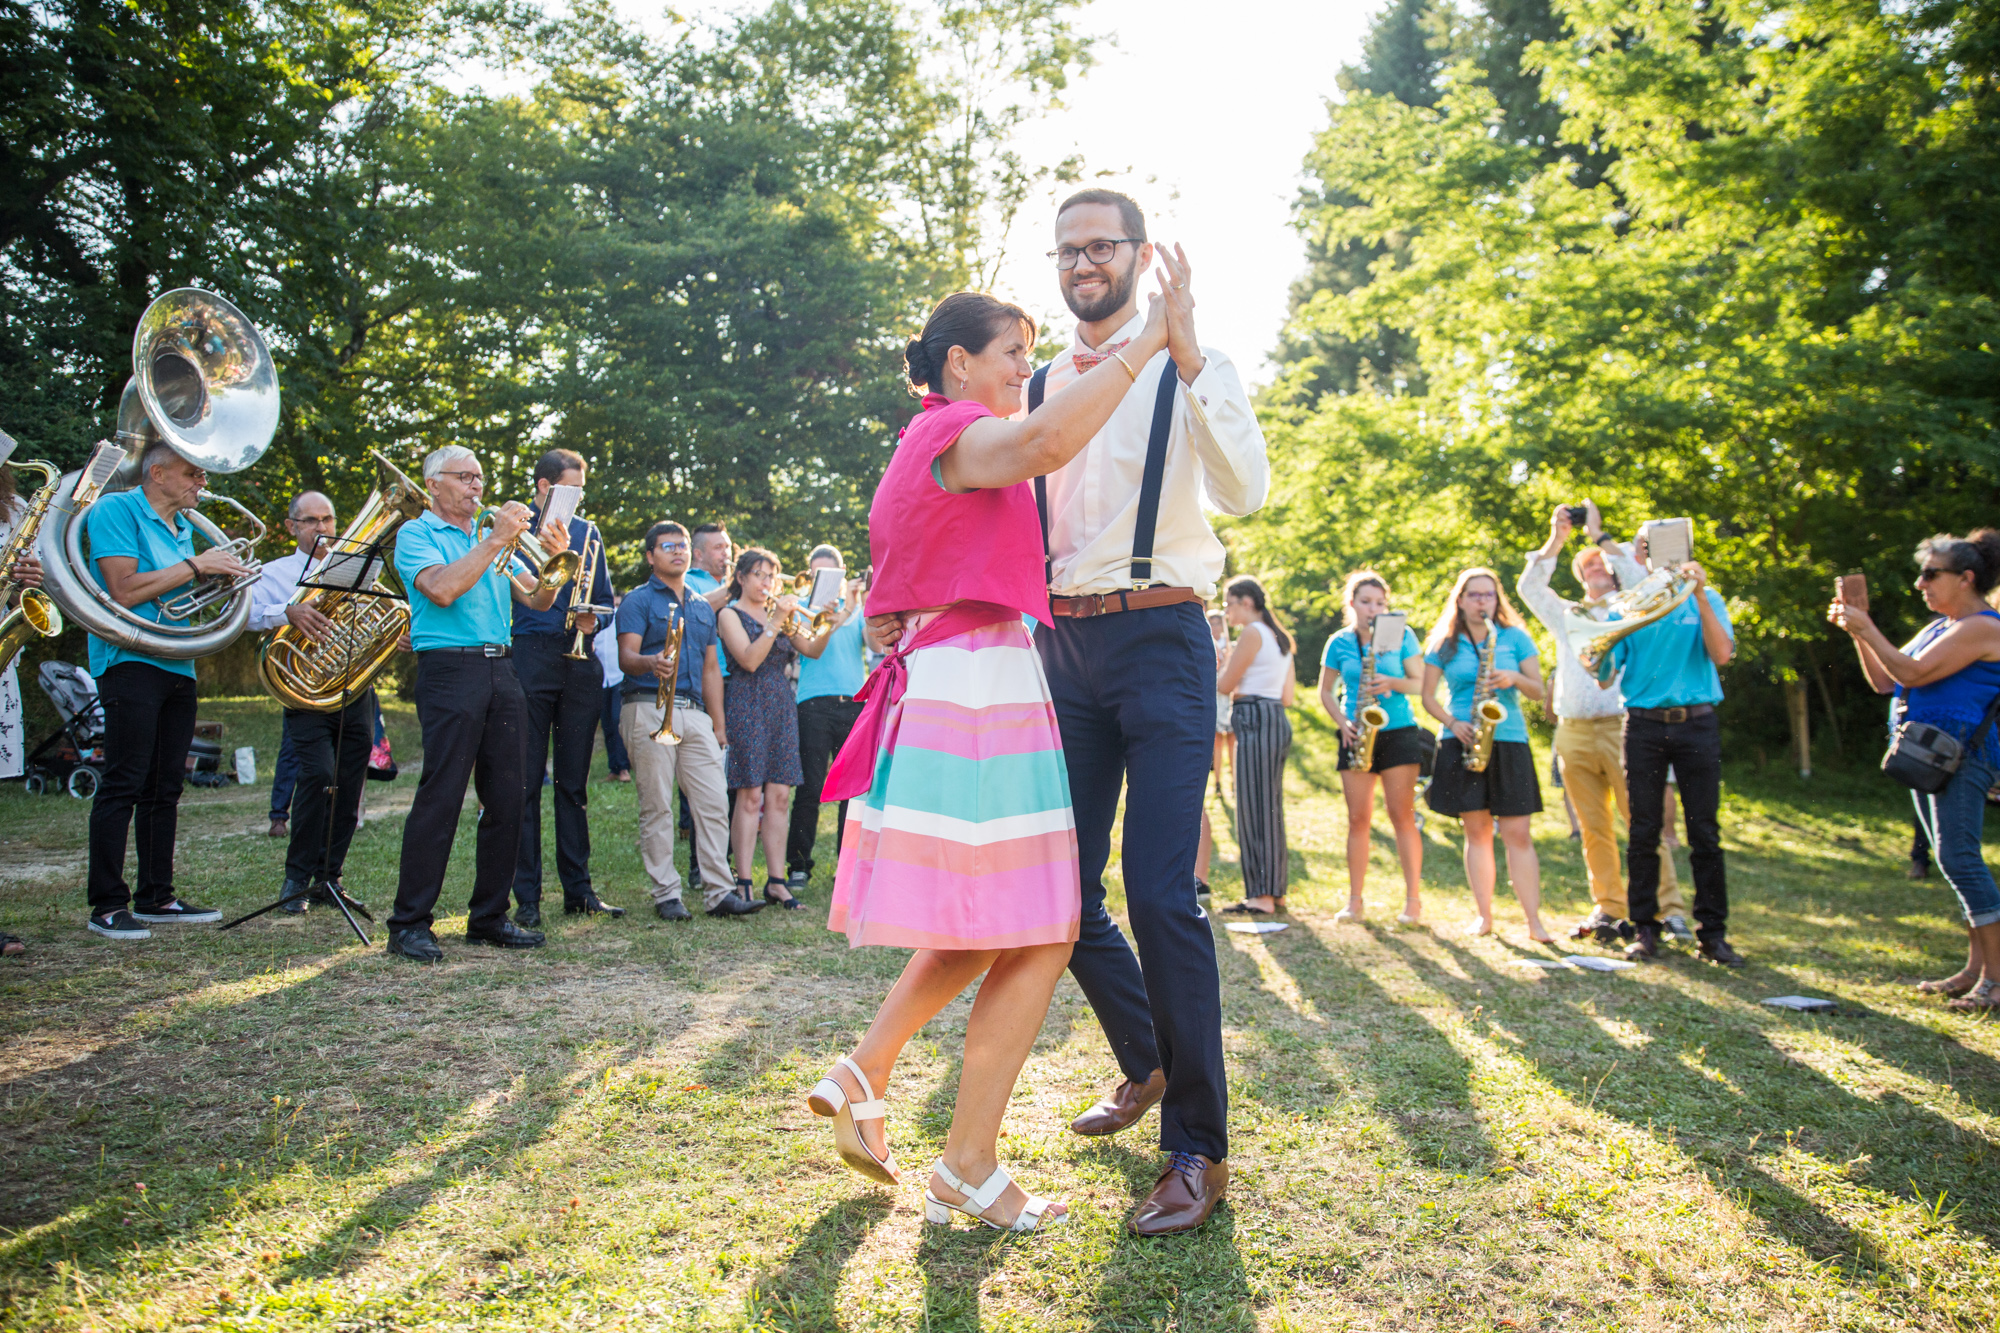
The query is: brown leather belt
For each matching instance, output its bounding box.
[1049,586,1205,618]
[1628,703,1715,724]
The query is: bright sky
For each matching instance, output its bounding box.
[603,0,1376,385]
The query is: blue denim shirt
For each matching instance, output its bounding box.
[615,576,719,705]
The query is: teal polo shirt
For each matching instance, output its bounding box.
[1609,587,1732,709]
[394,509,518,650]
[83,488,198,679]
[1322,625,1422,730]
[1424,625,1540,744]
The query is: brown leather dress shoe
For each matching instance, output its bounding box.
[267,817,288,839]
[1070,1068,1167,1136]
[1130,1152,1228,1236]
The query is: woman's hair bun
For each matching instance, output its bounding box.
[904,337,933,390]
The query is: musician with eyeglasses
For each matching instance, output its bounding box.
[510,448,623,927]
[81,444,253,939]
[384,445,569,963]
[253,493,339,844]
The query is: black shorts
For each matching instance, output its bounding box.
[1338,724,1429,774]
[1425,737,1544,818]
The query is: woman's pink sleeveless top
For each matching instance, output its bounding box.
[866,395,1051,624]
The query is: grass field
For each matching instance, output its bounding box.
[2,697,1997,1331]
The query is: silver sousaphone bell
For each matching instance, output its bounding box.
[35,288,279,659]
[1560,565,1697,683]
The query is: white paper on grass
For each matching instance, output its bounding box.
[1507,955,1637,972]
[1762,995,1837,1012]
[1224,921,1290,934]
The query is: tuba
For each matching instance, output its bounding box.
[1559,565,1696,683]
[34,289,278,659]
[0,444,65,674]
[258,451,431,711]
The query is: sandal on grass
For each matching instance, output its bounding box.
[1947,978,2000,1013]
[1917,974,1977,997]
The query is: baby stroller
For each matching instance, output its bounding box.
[22,661,105,799]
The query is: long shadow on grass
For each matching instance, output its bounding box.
[1424,934,2000,1262]
[745,1194,894,1330]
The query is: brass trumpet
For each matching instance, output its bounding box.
[476,505,581,596]
[564,524,613,660]
[775,568,842,637]
[650,609,685,746]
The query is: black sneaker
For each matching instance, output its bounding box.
[87,910,152,940]
[387,927,444,963]
[1698,936,1746,968]
[279,879,312,915]
[131,900,222,924]
[564,894,626,918]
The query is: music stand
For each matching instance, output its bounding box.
[220,532,395,945]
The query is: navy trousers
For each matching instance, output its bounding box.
[1038,602,1228,1162]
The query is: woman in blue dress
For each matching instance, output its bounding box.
[1420,567,1552,942]
[1832,528,2000,1011]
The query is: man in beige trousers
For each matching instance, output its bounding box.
[1519,502,1692,945]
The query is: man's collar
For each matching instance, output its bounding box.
[425,504,474,534]
[1068,308,1147,356]
[648,572,689,596]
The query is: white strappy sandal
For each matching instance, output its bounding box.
[923,1158,1067,1233]
[1333,907,1363,924]
[807,1057,900,1185]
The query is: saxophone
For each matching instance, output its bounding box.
[1353,628,1389,772]
[1464,612,1508,773]
[0,459,64,674]
[258,452,430,711]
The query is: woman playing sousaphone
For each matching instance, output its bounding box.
[806,272,1177,1233]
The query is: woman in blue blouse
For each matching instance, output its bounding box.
[1832,528,2000,1012]
[1319,570,1426,926]
[1420,568,1552,942]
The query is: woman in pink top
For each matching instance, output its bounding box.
[807,284,1172,1233]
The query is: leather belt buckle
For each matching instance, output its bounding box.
[1064,594,1103,618]
[481,644,509,658]
[1663,706,1689,724]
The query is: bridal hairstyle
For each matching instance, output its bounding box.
[904,292,1035,398]
[1916,529,2000,601]
[1226,576,1292,656]
[1339,569,1390,630]
[728,546,779,602]
[1425,566,1523,663]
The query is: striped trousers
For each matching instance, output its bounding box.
[1231,696,1292,899]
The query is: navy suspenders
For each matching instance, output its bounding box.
[1027,355,1180,588]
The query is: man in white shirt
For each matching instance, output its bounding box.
[1517,502,1689,944]
[247,490,377,916]
[1030,189,1269,1236]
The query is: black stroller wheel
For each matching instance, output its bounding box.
[68,767,100,800]
[24,773,47,796]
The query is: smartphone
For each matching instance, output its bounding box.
[1838,571,1868,612]
[1565,505,1587,527]
[1369,611,1408,657]
[1639,517,1693,570]
[862,565,875,591]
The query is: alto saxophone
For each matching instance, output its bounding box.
[649,609,685,747]
[1353,631,1389,772]
[0,459,64,674]
[1464,612,1508,773]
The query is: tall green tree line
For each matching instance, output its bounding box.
[1244,0,2000,763]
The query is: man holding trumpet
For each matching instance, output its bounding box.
[385,445,570,963]
[511,448,623,927]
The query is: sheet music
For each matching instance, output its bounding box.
[311,548,388,593]
[540,484,581,535]
[1369,611,1408,657]
[1640,517,1693,570]
[806,567,845,611]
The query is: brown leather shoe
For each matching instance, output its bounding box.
[267,818,288,839]
[1070,1068,1167,1136]
[1129,1152,1228,1236]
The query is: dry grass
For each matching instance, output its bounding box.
[0,698,1996,1330]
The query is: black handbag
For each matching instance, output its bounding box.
[1883,693,2000,794]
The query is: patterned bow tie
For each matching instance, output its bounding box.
[1072,338,1131,374]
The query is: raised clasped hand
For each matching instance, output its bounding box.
[1154,243,1204,379]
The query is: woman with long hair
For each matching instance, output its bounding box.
[1319,570,1424,926]
[1420,568,1552,942]
[1832,529,2000,1011]
[1217,577,1296,916]
[808,280,1172,1232]
[717,546,818,909]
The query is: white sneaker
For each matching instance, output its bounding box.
[1664,914,1696,943]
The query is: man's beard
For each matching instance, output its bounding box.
[1062,257,1139,324]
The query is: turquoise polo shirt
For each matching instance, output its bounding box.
[1321,625,1422,730]
[1608,587,1732,709]
[1424,624,1539,744]
[394,509,518,650]
[82,488,198,679]
[798,607,868,701]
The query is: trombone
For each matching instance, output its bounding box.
[564,523,614,660]
[650,609,685,746]
[476,505,581,597]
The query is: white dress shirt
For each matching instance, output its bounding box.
[1035,311,1269,597]
[594,616,623,687]
[1516,540,1649,720]
[248,548,314,632]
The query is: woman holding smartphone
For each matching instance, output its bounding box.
[1319,570,1426,926]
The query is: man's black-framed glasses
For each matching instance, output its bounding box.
[1049,239,1142,271]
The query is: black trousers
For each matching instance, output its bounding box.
[390,652,527,934]
[788,694,864,876]
[511,635,601,908]
[87,661,197,915]
[1039,603,1228,1163]
[1625,709,1728,938]
[281,690,376,886]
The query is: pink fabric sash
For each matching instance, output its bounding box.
[821,601,1015,803]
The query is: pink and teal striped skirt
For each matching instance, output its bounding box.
[828,618,1081,950]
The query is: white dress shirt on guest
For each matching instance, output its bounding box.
[1516,540,1649,720]
[594,616,623,687]
[248,548,315,632]
[1034,309,1269,597]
